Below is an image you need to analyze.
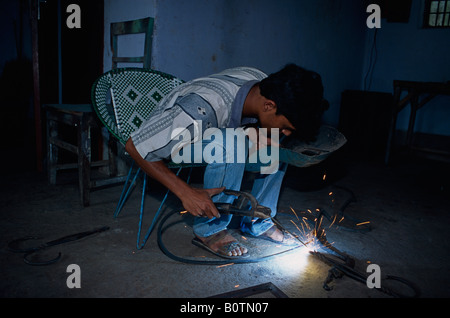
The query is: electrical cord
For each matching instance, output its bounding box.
[363,28,378,91]
[156,209,304,265]
[154,187,420,297]
[155,185,363,265]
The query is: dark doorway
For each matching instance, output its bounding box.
[38,0,104,104]
[37,0,104,167]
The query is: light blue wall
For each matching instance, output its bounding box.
[104,0,366,128]
[152,0,367,127]
[103,0,449,135]
[363,0,450,136]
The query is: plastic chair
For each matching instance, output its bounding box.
[91,67,202,249]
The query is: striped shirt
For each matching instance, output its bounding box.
[131,67,267,161]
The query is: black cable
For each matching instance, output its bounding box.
[363,28,378,91]
[156,209,304,265]
[155,185,364,265]
[155,190,420,297]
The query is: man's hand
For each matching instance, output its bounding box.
[180,187,225,219]
[125,138,225,219]
[247,128,283,159]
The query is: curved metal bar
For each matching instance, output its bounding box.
[7,236,41,253]
[8,226,110,265]
[23,251,62,266]
[382,275,421,298]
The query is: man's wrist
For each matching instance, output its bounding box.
[172,182,193,201]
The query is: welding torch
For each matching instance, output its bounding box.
[214,189,309,248]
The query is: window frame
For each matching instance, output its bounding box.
[423,0,450,28]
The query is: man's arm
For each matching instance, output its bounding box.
[124,138,222,219]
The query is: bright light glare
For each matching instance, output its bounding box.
[270,247,310,277]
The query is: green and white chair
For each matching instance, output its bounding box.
[91,67,200,249]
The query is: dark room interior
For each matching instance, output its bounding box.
[1,0,449,304]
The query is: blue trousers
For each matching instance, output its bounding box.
[185,128,287,238]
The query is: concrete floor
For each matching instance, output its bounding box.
[1,148,450,299]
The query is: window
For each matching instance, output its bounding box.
[424,0,450,27]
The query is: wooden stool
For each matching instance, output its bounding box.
[45,103,125,206]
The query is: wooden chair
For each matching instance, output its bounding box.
[45,103,121,206]
[44,17,154,206]
[111,17,154,69]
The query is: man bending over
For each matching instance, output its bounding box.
[125,64,328,259]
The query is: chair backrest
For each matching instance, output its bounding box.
[110,17,154,69]
[91,68,184,145]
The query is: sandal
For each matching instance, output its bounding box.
[192,230,249,259]
[251,225,298,246]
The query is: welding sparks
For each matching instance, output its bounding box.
[290,206,300,221]
[316,215,323,230]
[274,191,373,279]
[329,214,337,228]
[216,263,234,268]
[285,207,324,252]
[285,206,357,255]
[290,219,303,234]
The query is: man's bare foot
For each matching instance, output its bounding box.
[260,225,297,245]
[195,230,248,257]
[262,225,285,242]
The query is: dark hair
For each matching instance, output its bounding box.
[259,64,329,142]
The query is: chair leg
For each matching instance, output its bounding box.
[114,162,141,218]
[136,166,183,250]
[185,166,193,184]
[78,117,92,207]
[47,118,58,185]
[113,164,192,250]
[107,133,118,177]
